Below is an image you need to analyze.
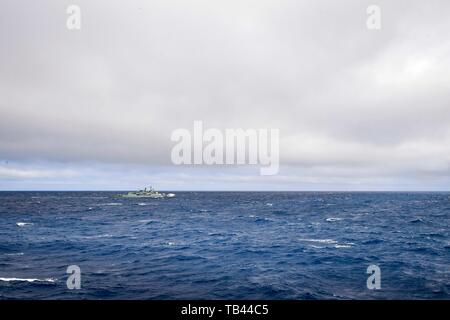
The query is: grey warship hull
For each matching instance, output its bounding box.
[119,188,175,199]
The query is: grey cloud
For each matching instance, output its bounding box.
[0,0,449,189]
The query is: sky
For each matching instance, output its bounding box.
[0,0,449,191]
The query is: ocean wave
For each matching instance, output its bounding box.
[138,219,157,224]
[82,234,114,239]
[4,252,24,256]
[1,191,448,299]
[0,277,56,283]
[334,244,353,249]
[326,217,342,222]
[362,239,383,245]
[299,238,337,244]
[299,238,354,248]
[249,215,274,223]
[16,222,33,227]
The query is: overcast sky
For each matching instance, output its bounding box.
[1,0,449,190]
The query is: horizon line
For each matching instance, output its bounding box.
[0,189,449,193]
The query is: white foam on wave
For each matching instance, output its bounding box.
[334,244,352,249]
[299,238,337,244]
[0,277,56,283]
[102,202,122,206]
[83,234,113,239]
[326,217,343,222]
[138,219,156,224]
[300,238,354,249]
[16,222,33,227]
[5,252,24,256]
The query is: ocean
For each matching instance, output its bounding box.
[0,191,448,299]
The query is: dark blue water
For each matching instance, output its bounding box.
[0,192,449,299]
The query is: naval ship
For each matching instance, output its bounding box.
[119,187,175,199]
